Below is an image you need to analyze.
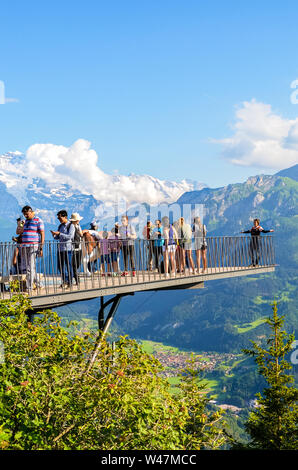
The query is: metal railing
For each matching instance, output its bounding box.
[0,236,275,299]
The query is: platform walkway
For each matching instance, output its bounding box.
[0,236,276,310]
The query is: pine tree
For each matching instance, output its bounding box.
[242,301,298,449]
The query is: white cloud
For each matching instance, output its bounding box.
[217,99,298,169]
[24,139,198,205]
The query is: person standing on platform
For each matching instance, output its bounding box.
[119,215,137,276]
[152,219,164,273]
[162,216,178,277]
[69,212,84,286]
[241,218,274,267]
[193,216,207,273]
[17,206,45,291]
[109,224,122,275]
[176,217,195,274]
[99,230,112,275]
[86,222,101,273]
[142,221,154,271]
[51,210,75,288]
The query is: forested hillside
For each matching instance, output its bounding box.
[67,169,298,354]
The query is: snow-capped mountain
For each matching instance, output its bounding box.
[0,143,206,239]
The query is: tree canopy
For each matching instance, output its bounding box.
[0,293,226,450]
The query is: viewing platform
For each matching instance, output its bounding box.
[0,236,276,310]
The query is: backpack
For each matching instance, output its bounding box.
[73,225,81,249]
[181,224,192,242]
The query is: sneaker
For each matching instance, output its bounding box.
[132,271,136,277]
[121,271,129,277]
[34,282,44,290]
[60,283,70,289]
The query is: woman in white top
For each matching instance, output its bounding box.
[193,216,207,273]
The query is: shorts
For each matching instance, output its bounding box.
[184,241,192,251]
[101,254,111,264]
[194,238,207,250]
[163,244,176,253]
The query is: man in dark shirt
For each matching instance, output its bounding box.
[51,210,75,287]
[241,218,274,266]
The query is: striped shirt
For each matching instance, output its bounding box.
[119,224,136,246]
[22,216,44,245]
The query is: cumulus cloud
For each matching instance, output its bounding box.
[217,99,298,169]
[24,139,197,205]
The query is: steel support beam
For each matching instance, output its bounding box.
[98,292,134,335]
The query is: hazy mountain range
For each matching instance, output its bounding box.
[0,149,206,240]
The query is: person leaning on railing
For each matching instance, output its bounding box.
[16,205,45,292]
[241,218,274,267]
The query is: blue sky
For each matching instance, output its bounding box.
[1,0,298,188]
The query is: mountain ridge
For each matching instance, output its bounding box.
[0,149,206,236]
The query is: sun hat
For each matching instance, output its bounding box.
[69,213,83,222]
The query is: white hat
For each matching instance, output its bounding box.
[69,212,83,222]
